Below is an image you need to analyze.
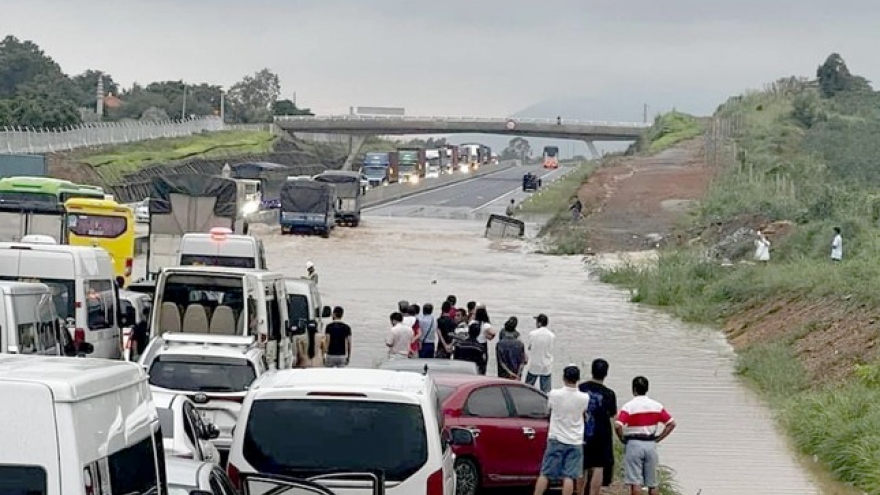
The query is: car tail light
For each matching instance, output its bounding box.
[427,468,444,495]
[74,328,85,343]
[227,462,241,489]
[124,258,133,276]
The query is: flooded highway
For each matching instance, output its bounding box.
[135,167,820,495]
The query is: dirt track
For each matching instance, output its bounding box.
[577,140,710,253]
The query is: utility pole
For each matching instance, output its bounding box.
[181,83,188,119]
[220,91,226,122]
[96,72,104,119]
[643,103,649,123]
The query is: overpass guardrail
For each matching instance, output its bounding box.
[275,115,652,128]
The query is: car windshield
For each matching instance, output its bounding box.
[179,254,256,269]
[149,355,257,392]
[243,399,427,482]
[157,407,175,439]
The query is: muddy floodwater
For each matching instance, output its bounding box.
[139,214,820,495]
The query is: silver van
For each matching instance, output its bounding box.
[0,281,91,357]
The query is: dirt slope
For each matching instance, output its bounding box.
[577,140,710,253]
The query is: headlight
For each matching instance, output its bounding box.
[241,201,259,215]
[412,176,420,184]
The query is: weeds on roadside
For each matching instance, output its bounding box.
[518,163,594,216]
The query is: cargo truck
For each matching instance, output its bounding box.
[443,145,460,175]
[361,152,399,187]
[313,170,362,227]
[425,149,442,179]
[397,146,426,184]
[279,179,336,237]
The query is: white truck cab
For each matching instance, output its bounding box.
[177,227,267,270]
[0,355,165,495]
[0,242,130,360]
[143,266,293,370]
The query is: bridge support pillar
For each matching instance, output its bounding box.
[342,135,368,171]
[584,140,601,160]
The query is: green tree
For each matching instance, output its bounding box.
[273,99,313,116]
[71,70,119,108]
[791,90,827,128]
[227,69,281,123]
[501,137,531,161]
[816,53,871,98]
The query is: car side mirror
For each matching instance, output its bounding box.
[448,427,475,446]
[321,306,331,318]
[202,423,220,440]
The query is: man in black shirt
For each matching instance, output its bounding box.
[323,306,351,367]
[578,358,618,495]
[130,307,150,362]
[452,322,485,373]
[436,301,457,358]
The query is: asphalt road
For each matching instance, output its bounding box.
[363,165,569,220]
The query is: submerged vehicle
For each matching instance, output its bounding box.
[279,179,336,237]
[314,171,362,227]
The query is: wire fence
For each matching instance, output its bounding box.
[0,117,237,154]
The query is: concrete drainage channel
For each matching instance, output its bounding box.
[131,161,519,254]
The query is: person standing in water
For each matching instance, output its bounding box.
[306,261,319,284]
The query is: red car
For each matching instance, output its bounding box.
[434,374,550,495]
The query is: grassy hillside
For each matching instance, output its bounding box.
[599,64,880,493]
[71,130,276,183]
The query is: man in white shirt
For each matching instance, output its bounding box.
[831,227,843,262]
[385,312,413,359]
[533,365,591,495]
[526,314,555,393]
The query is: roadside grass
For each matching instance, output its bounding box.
[637,112,703,154]
[517,163,594,216]
[596,76,880,493]
[73,130,277,184]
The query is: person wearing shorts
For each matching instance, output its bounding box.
[615,376,676,495]
[533,365,590,495]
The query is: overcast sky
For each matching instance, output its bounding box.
[2,0,879,120]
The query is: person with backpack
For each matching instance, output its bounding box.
[578,359,618,495]
[417,303,438,358]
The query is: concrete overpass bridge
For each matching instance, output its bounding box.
[274,115,651,167]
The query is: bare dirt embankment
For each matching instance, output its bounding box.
[577,139,710,254]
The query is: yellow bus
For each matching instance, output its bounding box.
[64,198,136,287]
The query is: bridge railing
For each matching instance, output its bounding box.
[275,115,652,128]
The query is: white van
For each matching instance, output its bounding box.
[177,227,267,270]
[0,243,129,359]
[0,354,166,495]
[226,368,458,495]
[142,266,292,370]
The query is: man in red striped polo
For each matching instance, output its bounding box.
[614,376,676,495]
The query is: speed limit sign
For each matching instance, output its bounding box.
[506,120,516,130]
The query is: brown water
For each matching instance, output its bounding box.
[143,215,821,495]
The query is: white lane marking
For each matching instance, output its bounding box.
[470,167,570,212]
[362,167,525,212]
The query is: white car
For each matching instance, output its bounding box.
[144,333,268,455]
[227,368,460,495]
[154,391,221,464]
[136,200,149,223]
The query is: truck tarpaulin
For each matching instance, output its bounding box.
[280,180,335,215]
[147,174,241,276]
[313,172,361,199]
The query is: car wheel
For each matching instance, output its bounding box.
[455,457,480,495]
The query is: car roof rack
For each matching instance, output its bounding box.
[161,333,257,351]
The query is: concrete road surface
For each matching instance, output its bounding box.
[364,165,569,221]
